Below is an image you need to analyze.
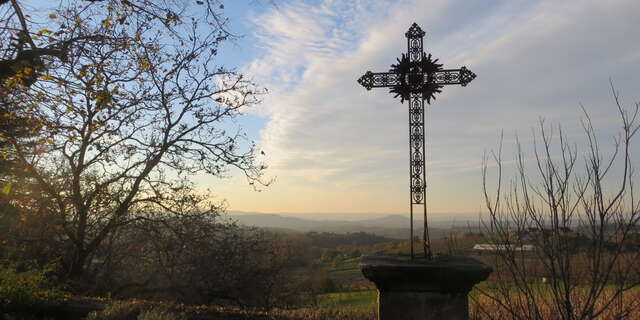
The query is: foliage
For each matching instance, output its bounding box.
[307,232,392,249]
[0,263,65,314]
[78,210,326,308]
[0,0,269,285]
[85,300,141,320]
[137,307,187,320]
[85,301,187,320]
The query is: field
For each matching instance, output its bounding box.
[317,291,376,313]
[314,255,377,312]
[311,252,640,320]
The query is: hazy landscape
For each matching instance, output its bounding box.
[1,0,639,320]
[229,211,482,239]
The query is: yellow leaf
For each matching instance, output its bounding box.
[2,182,12,195]
[138,60,150,70]
[102,17,114,28]
[40,75,55,80]
[49,13,57,19]
[5,78,18,88]
[38,29,54,35]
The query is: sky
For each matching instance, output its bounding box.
[195,0,640,215]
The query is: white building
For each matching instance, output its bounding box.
[473,244,535,251]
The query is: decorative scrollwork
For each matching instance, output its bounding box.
[357,71,374,90]
[388,52,444,104]
[405,23,426,39]
[409,93,425,204]
[356,22,477,259]
[356,23,476,203]
[459,66,477,87]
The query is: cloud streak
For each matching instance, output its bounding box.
[224,0,640,214]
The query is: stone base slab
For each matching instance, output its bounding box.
[361,254,492,320]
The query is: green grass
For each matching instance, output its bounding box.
[317,290,376,312]
[318,257,365,287]
[83,298,375,320]
[332,268,360,278]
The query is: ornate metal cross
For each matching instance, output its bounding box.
[357,23,476,260]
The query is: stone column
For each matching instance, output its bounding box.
[361,254,492,320]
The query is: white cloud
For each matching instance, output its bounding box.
[235,0,640,213]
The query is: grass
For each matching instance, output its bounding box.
[317,290,376,312]
[82,298,376,320]
[470,286,640,320]
[318,257,370,289]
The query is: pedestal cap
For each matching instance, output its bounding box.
[360,254,492,293]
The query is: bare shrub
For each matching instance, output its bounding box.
[477,85,640,320]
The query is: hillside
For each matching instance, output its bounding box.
[227,212,478,239]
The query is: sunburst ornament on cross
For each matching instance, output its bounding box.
[357,23,476,260]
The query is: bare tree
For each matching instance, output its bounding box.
[475,85,640,320]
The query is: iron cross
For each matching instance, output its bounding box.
[357,23,476,260]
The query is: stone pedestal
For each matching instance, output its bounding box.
[361,254,492,320]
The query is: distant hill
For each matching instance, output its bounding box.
[227,212,479,239]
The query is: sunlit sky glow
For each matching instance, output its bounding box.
[196,0,640,215]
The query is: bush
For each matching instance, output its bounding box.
[86,302,188,320]
[85,301,141,320]
[137,307,187,320]
[0,264,65,313]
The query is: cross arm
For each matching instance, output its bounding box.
[358,66,476,91]
[431,67,476,87]
[357,71,401,90]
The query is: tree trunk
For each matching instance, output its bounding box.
[67,247,88,280]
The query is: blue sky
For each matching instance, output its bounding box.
[26,0,637,215]
[200,0,640,215]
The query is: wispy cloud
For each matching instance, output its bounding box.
[224,0,640,214]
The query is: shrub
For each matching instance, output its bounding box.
[0,263,65,313]
[137,307,187,320]
[85,302,188,320]
[85,301,141,320]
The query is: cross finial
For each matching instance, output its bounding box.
[405,22,426,38]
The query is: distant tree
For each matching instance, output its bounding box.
[320,249,339,263]
[93,200,315,307]
[476,86,640,320]
[1,0,269,282]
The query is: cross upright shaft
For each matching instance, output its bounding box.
[357,23,476,260]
